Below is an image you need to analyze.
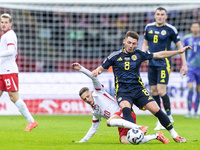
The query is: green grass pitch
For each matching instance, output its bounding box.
[0,115,199,150]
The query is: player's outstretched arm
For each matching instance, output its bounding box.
[92,66,105,77]
[72,62,96,80]
[74,121,100,143]
[176,41,187,75]
[142,39,149,51]
[153,46,192,59]
[72,62,102,89]
[72,62,82,71]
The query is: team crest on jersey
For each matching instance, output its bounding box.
[118,97,122,102]
[161,30,166,35]
[131,55,137,61]
[198,41,200,46]
[93,104,100,111]
[155,31,160,34]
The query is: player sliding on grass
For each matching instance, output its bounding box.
[0,13,37,131]
[72,62,169,144]
[92,31,192,143]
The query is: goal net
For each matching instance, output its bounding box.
[0,2,200,72]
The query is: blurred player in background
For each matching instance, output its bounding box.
[92,31,191,143]
[0,13,38,131]
[184,22,200,119]
[72,62,169,144]
[142,7,188,130]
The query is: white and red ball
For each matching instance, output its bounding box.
[127,128,144,144]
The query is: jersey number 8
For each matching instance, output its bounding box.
[153,35,158,43]
[124,62,130,70]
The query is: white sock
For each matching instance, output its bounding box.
[141,134,157,143]
[109,119,140,129]
[15,99,34,123]
[169,128,178,138]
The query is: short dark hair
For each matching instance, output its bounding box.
[155,7,167,13]
[125,31,139,41]
[79,87,89,97]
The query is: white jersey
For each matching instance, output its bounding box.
[0,29,18,74]
[80,67,120,121]
[91,85,121,121]
[78,66,121,142]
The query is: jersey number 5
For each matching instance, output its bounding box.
[153,35,158,43]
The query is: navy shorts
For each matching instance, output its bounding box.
[116,86,155,109]
[148,66,170,85]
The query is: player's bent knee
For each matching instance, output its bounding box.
[157,91,166,97]
[150,89,158,96]
[106,120,111,127]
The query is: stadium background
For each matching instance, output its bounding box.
[0,0,199,115]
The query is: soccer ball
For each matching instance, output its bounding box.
[127,128,144,144]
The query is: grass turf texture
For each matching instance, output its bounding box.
[0,115,199,150]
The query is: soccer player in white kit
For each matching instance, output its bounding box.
[0,13,38,131]
[72,63,169,144]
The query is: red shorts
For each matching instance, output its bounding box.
[114,109,137,138]
[0,73,19,92]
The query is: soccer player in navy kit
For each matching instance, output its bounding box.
[184,22,200,119]
[92,31,191,143]
[142,7,187,130]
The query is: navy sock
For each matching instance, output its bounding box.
[153,95,161,108]
[161,94,171,115]
[155,109,173,130]
[122,107,135,123]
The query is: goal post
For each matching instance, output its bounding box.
[0,1,199,72]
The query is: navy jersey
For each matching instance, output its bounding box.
[144,22,180,67]
[102,48,153,92]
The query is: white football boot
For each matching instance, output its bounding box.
[154,120,165,130]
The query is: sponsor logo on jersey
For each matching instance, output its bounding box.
[124,57,130,61]
[160,79,165,83]
[117,57,123,61]
[148,30,153,34]
[148,96,153,100]
[161,30,166,35]
[131,55,137,61]
[118,97,122,102]
[155,31,160,34]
